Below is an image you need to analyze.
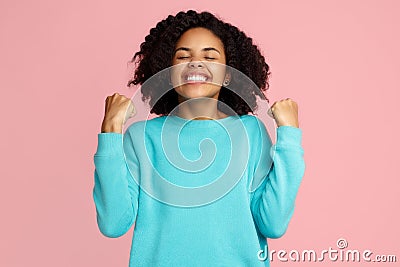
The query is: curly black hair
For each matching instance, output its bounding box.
[128,10,270,116]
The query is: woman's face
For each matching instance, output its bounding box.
[171,27,229,101]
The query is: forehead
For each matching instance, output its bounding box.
[175,27,224,49]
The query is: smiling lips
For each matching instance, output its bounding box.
[183,72,211,84]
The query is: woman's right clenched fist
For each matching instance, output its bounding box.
[101,93,136,133]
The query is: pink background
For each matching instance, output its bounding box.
[1,0,399,266]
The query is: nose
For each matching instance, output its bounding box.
[188,60,204,68]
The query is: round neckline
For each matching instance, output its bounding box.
[165,114,239,128]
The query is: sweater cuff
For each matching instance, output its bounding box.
[276,126,303,147]
[95,133,124,156]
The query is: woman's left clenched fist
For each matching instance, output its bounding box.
[267,98,299,128]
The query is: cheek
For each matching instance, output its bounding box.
[208,64,227,85]
[170,64,185,87]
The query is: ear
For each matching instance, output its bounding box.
[224,71,231,84]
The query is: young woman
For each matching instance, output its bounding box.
[93,10,305,266]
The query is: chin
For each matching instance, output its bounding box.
[175,84,220,100]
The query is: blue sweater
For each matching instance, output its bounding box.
[93,114,305,266]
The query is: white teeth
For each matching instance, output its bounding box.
[186,75,207,82]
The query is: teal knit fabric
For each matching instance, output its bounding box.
[93,114,305,266]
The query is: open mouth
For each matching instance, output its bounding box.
[182,72,211,84]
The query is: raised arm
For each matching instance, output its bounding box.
[92,93,139,238]
[250,99,305,238]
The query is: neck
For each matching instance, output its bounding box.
[175,97,226,120]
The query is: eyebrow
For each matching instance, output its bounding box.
[173,47,221,55]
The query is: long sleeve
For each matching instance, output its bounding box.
[92,131,140,238]
[250,124,305,239]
